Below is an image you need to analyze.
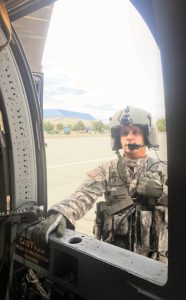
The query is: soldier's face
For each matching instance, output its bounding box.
[119,125,146,159]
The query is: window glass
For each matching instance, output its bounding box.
[42,0,167,266]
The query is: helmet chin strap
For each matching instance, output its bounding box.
[115,149,122,159]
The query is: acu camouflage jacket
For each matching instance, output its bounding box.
[48,155,168,257]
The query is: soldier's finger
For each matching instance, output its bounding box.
[56,217,66,237]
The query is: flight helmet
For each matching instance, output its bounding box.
[110,106,159,150]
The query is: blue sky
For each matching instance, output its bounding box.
[42,0,165,122]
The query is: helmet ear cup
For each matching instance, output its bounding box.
[147,124,159,149]
[111,127,121,150]
[141,126,148,146]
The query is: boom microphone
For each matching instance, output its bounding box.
[128,143,144,150]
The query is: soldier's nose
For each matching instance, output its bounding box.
[127,133,133,140]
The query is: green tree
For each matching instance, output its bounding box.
[72,120,86,131]
[56,123,64,133]
[92,120,104,133]
[103,123,110,132]
[43,121,54,132]
[156,118,166,132]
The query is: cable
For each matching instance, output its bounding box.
[0,218,43,299]
[114,203,137,232]
[0,219,41,275]
[147,150,167,172]
[154,150,167,165]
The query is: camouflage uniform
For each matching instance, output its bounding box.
[48,155,168,263]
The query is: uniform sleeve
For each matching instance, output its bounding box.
[47,165,107,227]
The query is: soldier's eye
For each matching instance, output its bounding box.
[119,128,129,136]
[133,130,141,135]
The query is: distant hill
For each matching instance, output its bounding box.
[43,109,96,121]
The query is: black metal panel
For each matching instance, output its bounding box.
[152,1,186,299]
[49,231,167,300]
[131,0,186,298]
[13,229,168,300]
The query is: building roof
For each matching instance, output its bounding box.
[43,109,96,120]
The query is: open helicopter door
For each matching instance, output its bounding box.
[0,0,53,213]
[0,1,56,298]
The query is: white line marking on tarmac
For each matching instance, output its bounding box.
[47,157,114,169]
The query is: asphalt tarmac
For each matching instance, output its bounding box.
[45,133,167,236]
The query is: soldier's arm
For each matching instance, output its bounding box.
[48,166,107,228]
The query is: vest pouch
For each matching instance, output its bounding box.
[102,214,113,232]
[113,213,129,235]
[138,210,152,250]
[152,206,168,252]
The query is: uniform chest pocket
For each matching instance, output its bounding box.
[110,185,128,197]
[108,172,127,195]
[109,174,124,186]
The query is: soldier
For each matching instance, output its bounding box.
[31,106,168,263]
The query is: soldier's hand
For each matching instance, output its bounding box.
[31,213,66,248]
[137,177,163,199]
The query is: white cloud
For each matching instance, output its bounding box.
[42,0,165,120]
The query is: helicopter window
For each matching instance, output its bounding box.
[13,0,168,285]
